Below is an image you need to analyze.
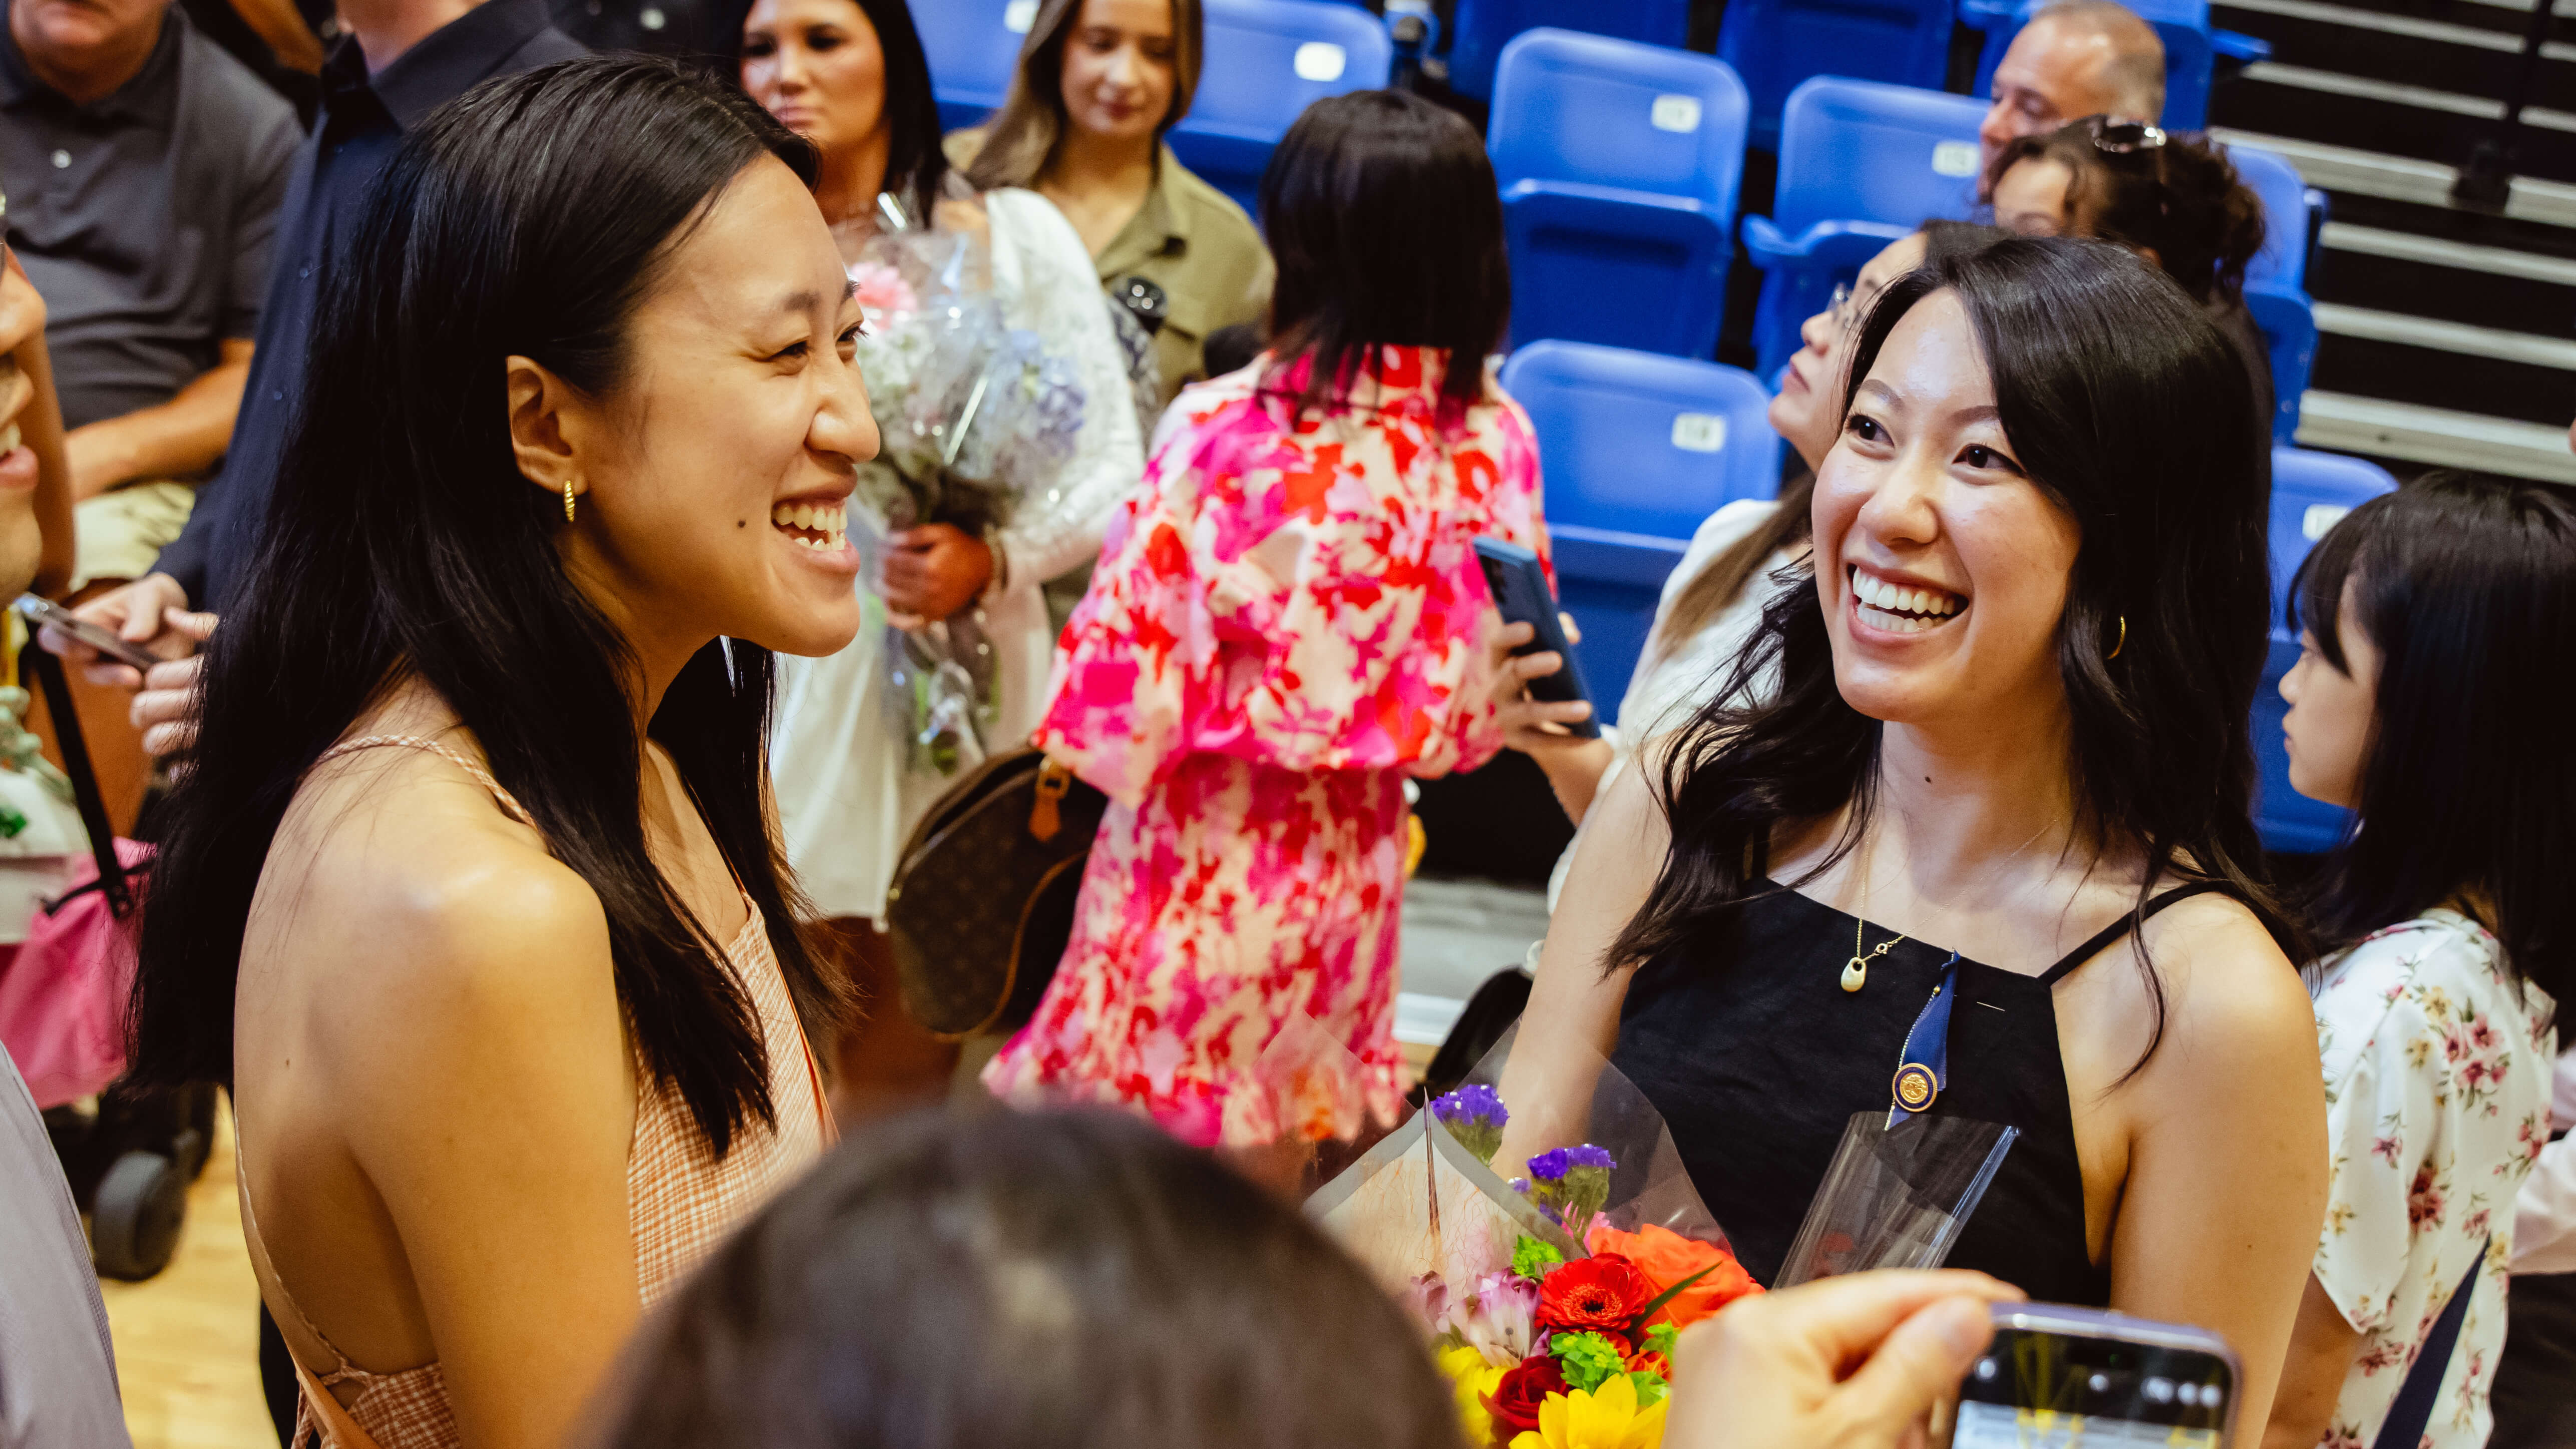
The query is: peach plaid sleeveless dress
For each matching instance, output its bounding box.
[236,736,830,1449]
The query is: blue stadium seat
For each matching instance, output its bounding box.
[2225,141,2323,294]
[2245,286,2316,444]
[1716,0,1956,149]
[1489,31,1749,358]
[1740,78,1986,378]
[917,0,1032,132]
[1962,0,2269,132]
[1498,341,1781,719]
[2253,447,2396,855]
[1445,0,1690,102]
[1168,0,1394,215]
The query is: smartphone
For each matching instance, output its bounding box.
[1473,537,1600,741]
[1952,1305,2241,1448]
[13,594,161,672]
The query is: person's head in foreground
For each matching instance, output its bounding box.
[132,54,871,1147]
[594,1108,1464,1449]
[592,1105,2025,1449]
[2281,472,2576,996]
[1978,0,2165,176]
[1619,235,2279,1014]
[1259,88,1508,421]
[1987,119,2265,305]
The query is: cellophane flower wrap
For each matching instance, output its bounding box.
[1305,1028,1762,1448]
[838,188,1086,775]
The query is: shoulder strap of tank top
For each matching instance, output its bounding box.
[313,734,536,828]
[2038,880,2236,986]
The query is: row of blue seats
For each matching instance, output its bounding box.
[1502,338,2393,855]
[1446,0,2264,135]
[921,9,2325,442]
[1494,35,2321,444]
[922,0,2266,164]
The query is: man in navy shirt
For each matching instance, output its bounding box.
[49,0,581,750]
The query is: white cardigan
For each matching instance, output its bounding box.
[770,187,1146,922]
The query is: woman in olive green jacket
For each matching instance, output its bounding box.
[952,0,1272,410]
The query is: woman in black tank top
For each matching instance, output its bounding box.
[1497,239,2329,1431]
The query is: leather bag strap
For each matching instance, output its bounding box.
[19,637,129,917]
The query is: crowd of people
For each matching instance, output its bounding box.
[0,0,2568,1446]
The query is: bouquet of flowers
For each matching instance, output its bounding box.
[1307,1037,1762,1449]
[1309,1027,2021,1449]
[1417,1083,1764,1449]
[841,189,1088,775]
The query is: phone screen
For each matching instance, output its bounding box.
[1953,1326,2234,1448]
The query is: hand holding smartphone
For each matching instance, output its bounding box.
[15,593,159,672]
[1953,1305,2242,1448]
[1473,537,1600,741]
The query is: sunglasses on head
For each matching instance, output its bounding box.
[2086,115,2167,155]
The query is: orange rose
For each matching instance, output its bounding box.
[1585,1221,1763,1329]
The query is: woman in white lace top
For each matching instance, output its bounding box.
[741,0,1144,1117]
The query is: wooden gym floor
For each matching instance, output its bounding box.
[98,1104,277,1449]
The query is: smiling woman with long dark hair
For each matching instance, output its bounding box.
[1501,237,2328,1431]
[121,57,872,1449]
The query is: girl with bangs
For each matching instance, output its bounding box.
[2265,475,2576,1449]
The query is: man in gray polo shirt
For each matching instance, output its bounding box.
[0,0,295,589]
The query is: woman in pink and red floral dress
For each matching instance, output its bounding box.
[984,91,1544,1151]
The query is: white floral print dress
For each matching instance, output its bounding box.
[2309,909,2556,1449]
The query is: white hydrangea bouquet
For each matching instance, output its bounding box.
[840,187,1086,775]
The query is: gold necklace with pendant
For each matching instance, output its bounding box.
[1843,877,1907,993]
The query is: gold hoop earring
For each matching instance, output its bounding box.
[563,476,578,524]
[2106,614,2127,660]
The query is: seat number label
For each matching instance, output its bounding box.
[1672,413,1728,452]
[1651,95,1703,133]
[1003,0,1037,32]
[1294,42,1348,81]
[1932,141,1979,177]
[2303,504,2350,541]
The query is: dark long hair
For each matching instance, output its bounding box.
[128,57,842,1156]
[1609,238,2285,1072]
[963,0,1204,192]
[729,0,949,215]
[2294,473,2576,1009]
[1257,90,1508,421]
[594,1109,1466,1449]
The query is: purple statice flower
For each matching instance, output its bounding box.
[1433,1084,1509,1127]
[1527,1144,1617,1236]
[1431,1085,1510,1164]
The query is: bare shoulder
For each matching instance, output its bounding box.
[1584,748,1678,863]
[257,750,615,1053]
[2125,889,2317,1079]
